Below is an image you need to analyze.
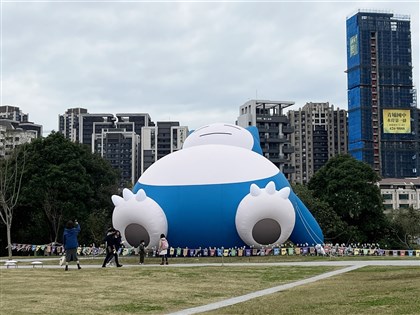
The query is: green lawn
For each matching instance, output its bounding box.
[203,266,420,315]
[1,258,419,315]
[1,265,336,315]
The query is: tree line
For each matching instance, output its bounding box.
[292,154,420,249]
[1,134,419,258]
[0,132,119,257]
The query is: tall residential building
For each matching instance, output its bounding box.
[346,10,418,178]
[59,108,187,186]
[140,122,188,174]
[93,128,140,186]
[58,107,88,142]
[0,105,43,137]
[237,100,295,177]
[288,102,348,184]
[0,106,42,158]
[80,113,115,149]
[116,113,153,135]
[417,107,420,172]
[0,105,29,122]
[0,120,38,158]
[0,105,42,156]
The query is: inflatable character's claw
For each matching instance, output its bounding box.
[123,188,134,201]
[135,189,147,202]
[265,181,276,195]
[279,186,291,199]
[250,184,261,196]
[112,195,123,207]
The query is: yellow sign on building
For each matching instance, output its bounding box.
[383,109,411,134]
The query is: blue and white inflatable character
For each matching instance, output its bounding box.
[112,123,324,249]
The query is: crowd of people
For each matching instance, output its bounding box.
[61,220,171,270]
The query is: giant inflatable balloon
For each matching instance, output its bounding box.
[112,123,324,249]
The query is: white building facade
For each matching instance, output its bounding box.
[378,178,420,211]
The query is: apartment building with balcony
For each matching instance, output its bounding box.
[59,108,186,186]
[288,102,348,184]
[237,100,295,178]
[0,106,42,158]
[140,122,188,174]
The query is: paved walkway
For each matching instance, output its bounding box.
[2,258,419,269]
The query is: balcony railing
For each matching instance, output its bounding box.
[283,146,295,154]
[256,115,289,124]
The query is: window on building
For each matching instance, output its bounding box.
[399,194,409,200]
[382,194,392,200]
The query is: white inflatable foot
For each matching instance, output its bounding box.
[112,188,167,248]
[235,181,295,248]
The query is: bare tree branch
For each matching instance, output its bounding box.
[0,145,27,258]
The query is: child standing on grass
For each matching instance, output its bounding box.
[158,234,169,265]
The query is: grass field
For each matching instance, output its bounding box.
[203,266,420,315]
[1,256,420,315]
[1,265,336,315]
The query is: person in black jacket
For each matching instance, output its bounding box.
[113,230,123,265]
[114,230,123,254]
[101,228,123,268]
[139,240,146,264]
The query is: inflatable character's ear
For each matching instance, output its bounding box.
[246,126,263,155]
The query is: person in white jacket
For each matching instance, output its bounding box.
[158,234,169,265]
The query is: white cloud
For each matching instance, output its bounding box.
[1,1,418,133]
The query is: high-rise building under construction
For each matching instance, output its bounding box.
[346,10,418,178]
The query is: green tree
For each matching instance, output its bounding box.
[308,154,389,244]
[388,207,420,249]
[292,183,347,242]
[14,132,119,246]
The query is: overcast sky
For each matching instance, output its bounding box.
[1,1,419,134]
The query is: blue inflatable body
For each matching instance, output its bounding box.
[112,123,324,249]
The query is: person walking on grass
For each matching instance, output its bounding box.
[63,220,82,271]
[102,228,123,268]
[158,234,169,265]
